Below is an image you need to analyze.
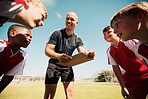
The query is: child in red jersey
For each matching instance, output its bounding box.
[0,24,32,93]
[103,26,148,99]
[0,0,47,29]
[110,1,148,68]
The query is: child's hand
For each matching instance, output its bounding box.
[121,87,135,99]
[122,87,129,99]
[14,0,32,9]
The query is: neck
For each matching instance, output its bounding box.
[137,28,148,43]
[110,38,120,46]
[65,28,74,36]
[9,43,20,54]
[136,20,148,43]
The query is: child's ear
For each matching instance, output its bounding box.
[137,10,147,21]
[10,31,16,37]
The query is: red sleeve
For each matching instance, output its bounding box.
[138,44,148,59]
[13,0,32,9]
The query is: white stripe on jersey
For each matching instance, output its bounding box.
[0,40,7,52]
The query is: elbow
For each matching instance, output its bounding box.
[45,51,48,56]
[45,48,48,56]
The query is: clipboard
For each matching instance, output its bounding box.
[57,53,94,67]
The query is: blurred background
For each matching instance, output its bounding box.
[0,0,142,79]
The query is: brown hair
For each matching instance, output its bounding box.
[103,26,112,33]
[111,1,148,26]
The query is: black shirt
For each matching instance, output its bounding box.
[47,28,83,64]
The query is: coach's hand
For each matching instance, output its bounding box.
[58,54,72,63]
[86,49,95,58]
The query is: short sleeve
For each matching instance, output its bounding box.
[5,51,28,76]
[47,30,59,45]
[124,39,138,51]
[77,37,83,47]
[0,1,23,19]
[75,35,83,47]
[0,40,7,53]
[106,47,117,65]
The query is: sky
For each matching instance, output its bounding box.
[0,0,143,79]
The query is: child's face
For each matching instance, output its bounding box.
[13,29,32,48]
[103,28,117,42]
[111,16,139,41]
[9,3,47,29]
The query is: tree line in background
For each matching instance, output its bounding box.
[0,70,125,83]
[94,70,125,82]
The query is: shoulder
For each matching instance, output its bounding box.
[20,49,28,60]
[0,40,8,44]
[124,39,138,45]
[107,46,111,51]
[0,40,8,52]
[0,1,23,19]
[106,46,117,65]
[106,46,112,54]
[134,41,146,52]
[74,34,82,40]
[124,39,138,50]
[53,28,61,33]
[52,28,65,34]
[50,28,63,36]
[74,34,80,38]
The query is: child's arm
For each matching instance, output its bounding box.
[112,65,129,98]
[0,75,14,93]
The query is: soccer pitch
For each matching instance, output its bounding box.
[0,80,128,99]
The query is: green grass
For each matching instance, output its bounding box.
[0,81,127,99]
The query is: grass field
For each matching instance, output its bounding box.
[0,80,137,99]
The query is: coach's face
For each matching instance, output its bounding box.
[65,12,78,30]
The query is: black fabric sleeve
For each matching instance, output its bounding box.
[47,31,59,45]
[77,37,84,47]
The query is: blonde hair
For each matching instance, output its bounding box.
[111,1,148,26]
[31,0,47,19]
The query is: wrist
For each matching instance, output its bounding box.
[56,53,62,60]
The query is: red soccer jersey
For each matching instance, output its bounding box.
[0,0,25,26]
[133,41,148,67]
[107,40,148,79]
[0,40,27,76]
